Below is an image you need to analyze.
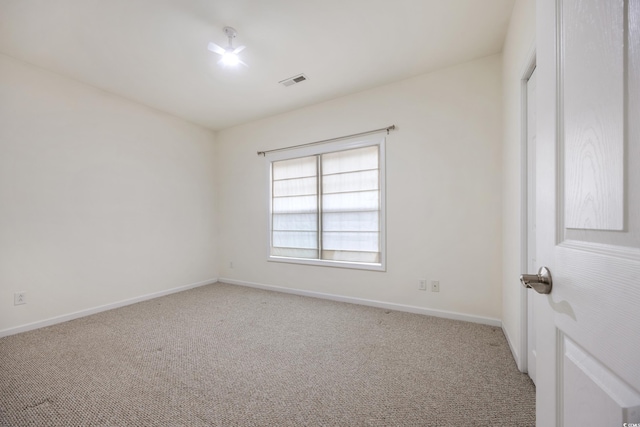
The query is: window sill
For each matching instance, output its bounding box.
[267,256,386,272]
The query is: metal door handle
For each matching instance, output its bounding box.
[520,266,553,294]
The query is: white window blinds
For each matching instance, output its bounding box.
[272,156,319,259]
[270,143,383,268]
[321,146,380,263]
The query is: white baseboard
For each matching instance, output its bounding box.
[502,323,523,371]
[2,277,503,338]
[0,278,218,338]
[219,277,502,327]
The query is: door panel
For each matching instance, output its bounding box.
[536,0,640,425]
[563,0,624,230]
[562,335,640,425]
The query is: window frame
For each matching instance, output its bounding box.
[265,135,386,271]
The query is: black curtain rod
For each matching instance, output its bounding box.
[257,125,396,156]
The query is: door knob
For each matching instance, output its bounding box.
[520,266,553,294]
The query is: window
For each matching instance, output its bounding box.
[267,136,385,271]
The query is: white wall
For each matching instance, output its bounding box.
[0,54,218,334]
[501,0,536,368]
[216,54,503,323]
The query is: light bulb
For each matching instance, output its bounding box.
[221,51,239,66]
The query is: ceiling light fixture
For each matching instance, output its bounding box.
[208,26,246,68]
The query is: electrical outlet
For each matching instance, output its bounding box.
[418,279,427,291]
[431,280,440,292]
[14,292,27,305]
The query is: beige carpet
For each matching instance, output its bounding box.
[0,282,535,426]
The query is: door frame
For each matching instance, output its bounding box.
[519,45,537,374]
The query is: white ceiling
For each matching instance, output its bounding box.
[0,0,515,131]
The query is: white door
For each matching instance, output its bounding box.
[526,67,538,385]
[534,0,640,426]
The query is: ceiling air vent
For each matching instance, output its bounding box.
[279,74,308,87]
